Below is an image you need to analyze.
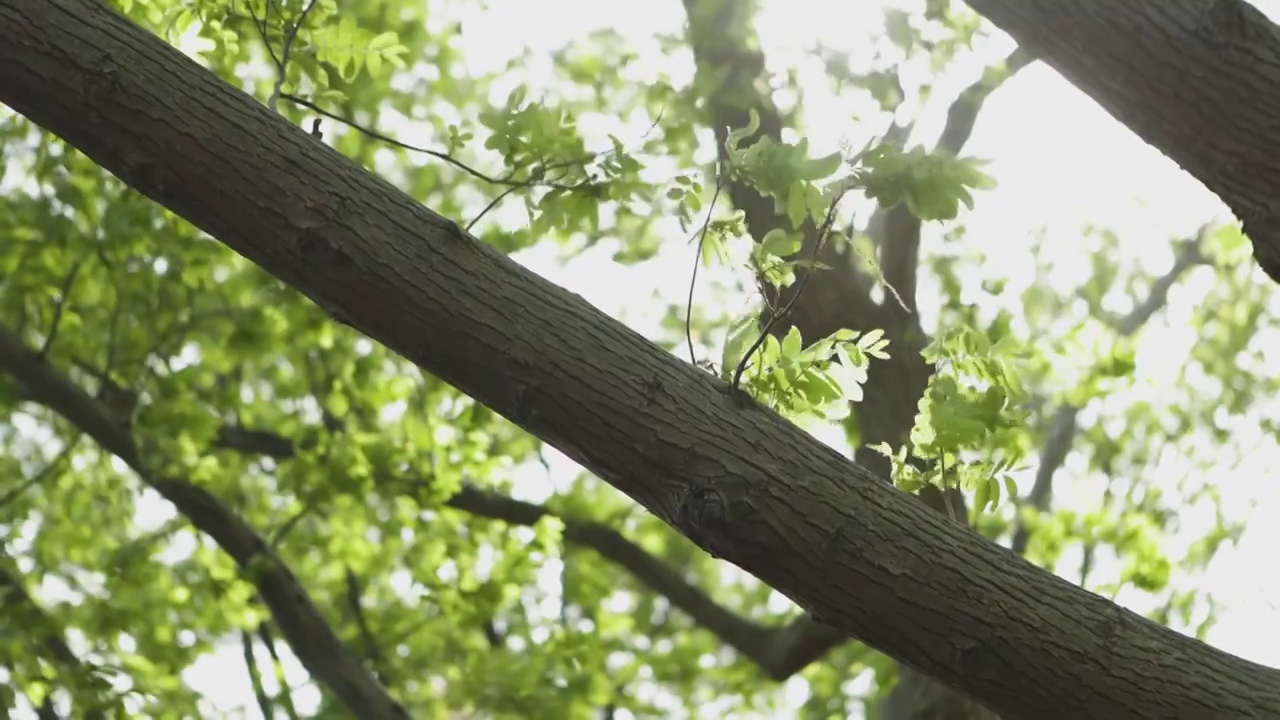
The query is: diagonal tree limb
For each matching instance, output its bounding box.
[4,4,1279,715]
[0,326,407,720]
[1010,228,1210,556]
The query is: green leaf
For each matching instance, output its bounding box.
[760,228,802,258]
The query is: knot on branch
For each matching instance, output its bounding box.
[672,476,731,558]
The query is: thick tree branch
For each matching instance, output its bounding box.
[1010,229,1209,556]
[0,327,406,720]
[4,3,1279,715]
[965,0,1280,284]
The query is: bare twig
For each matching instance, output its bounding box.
[685,167,726,366]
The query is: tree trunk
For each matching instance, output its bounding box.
[967,0,1280,284]
[3,1,1279,717]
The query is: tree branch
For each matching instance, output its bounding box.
[214,423,830,680]
[4,4,1277,715]
[1009,227,1209,556]
[0,325,407,720]
[965,0,1280,284]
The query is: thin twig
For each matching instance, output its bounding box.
[241,629,275,719]
[279,94,593,192]
[685,167,726,366]
[267,0,319,112]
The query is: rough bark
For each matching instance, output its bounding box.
[967,0,1280,284]
[3,1,1280,717]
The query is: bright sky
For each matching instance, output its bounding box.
[12,0,1280,717]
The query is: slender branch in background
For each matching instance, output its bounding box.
[215,420,847,680]
[37,257,86,359]
[241,629,274,719]
[344,568,390,685]
[0,325,406,720]
[1010,227,1211,556]
[0,440,78,513]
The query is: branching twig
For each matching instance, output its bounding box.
[685,166,726,366]
[246,0,320,113]
[267,0,319,112]
[731,190,850,389]
[245,0,282,73]
[1010,227,1211,556]
[241,629,274,719]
